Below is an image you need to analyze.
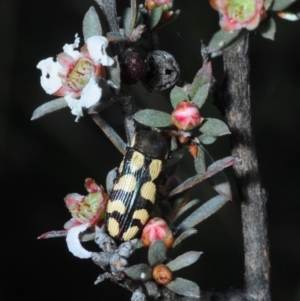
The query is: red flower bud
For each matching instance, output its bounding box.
[171,101,201,131]
[142,217,174,249]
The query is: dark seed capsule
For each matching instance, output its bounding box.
[119,48,148,85]
[141,50,180,92]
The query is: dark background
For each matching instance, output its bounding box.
[2,0,300,300]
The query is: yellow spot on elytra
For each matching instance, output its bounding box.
[133,209,149,224]
[130,134,136,147]
[107,217,120,237]
[122,226,139,241]
[141,182,156,203]
[130,151,144,172]
[106,200,126,214]
[149,159,162,180]
[114,174,136,192]
[118,159,124,173]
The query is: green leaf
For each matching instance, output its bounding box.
[169,156,239,197]
[259,17,276,40]
[265,0,275,9]
[191,83,210,108]
[124,264,152,281]
[170,86,189,108]
[31,97,67,120]
[198,134,217,145]
[148,7,163,30]
[172,228,197,248]
[123,1,138,38]
[166,278,200,298]
[178,195,229,231]
[194,145,206,175]
[123,8,134,38]
[271,0,298,11]
[106,167,117,195]
[148,241,166,267]
[134,109,172,128]
[83,7,102,41]
[209,174,232,201]
[189,62,212,100]
[208,29,246,57]
[199,118,230,137]
[202,147,233,200]
[167,251,202,271]
[172,199,201,223]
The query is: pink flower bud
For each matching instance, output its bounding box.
[145,0,173,11]
[171,101,201,131]
[210,0,265,31]
[142,217,174,249]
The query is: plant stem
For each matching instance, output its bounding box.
[222,35,270,301]
[94,0,136,143]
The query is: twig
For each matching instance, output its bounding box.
[89,113,126,155]
[222,35,270,301]
[94,0,137,143]
[94,0,119,32]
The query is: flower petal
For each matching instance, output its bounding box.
[78,77,102,108]
[64,95,83,121]
[37,57,64,94]
[64,218,82,230]
[66,223,92,258]
[86,36,114,66]
[62,34,82,60]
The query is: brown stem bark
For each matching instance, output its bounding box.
[222,35,270,301]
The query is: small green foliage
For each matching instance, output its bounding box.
[203,148,233,200]
[271,0,298,11]
[169,157,238,197]
[123,8,134,38]
[148,7,163,29]
[83,6,102,41]
[189,62,212,101]
[148,240,167,267]
[198,134,217,145]
[166,278,200,298]
[259,17,277,40]
[31,98,68,120]
[209,173,233,201]
[170,86,189,108]
[199,118,231,137]
[134,109,172,128]
[264,0,275,9]
[166,251,202,272]
[172,199,201,223]
[124,263,152,281]
[178,195,229,231]
[208,29,246,57]
[194,145,206,175]
[191,83,210,108]
[106,168,117,195]
[172,228,197,249]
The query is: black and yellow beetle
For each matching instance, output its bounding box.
[105,130,169,242]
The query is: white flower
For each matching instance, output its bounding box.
[66,223,92,259]
[37,34,114,121]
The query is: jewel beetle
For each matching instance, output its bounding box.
[105,130,169,242]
